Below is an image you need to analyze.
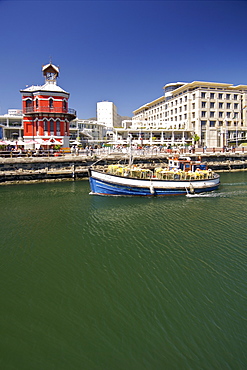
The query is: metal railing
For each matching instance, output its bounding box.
[23,106,76,116]
[0,146,245,159]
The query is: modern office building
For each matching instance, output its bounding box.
[131,81,247,148]
[20,63,76,147]
[96,101,118,128]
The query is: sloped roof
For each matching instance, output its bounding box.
[42,63,60,74]
[39,82,68,93]
[21,82,68,94]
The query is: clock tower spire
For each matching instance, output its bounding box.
[42,63,59,84]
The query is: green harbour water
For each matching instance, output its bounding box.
[0,172,246,369]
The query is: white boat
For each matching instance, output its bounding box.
[88,156,220,196]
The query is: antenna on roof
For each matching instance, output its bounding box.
[49,56,52,64]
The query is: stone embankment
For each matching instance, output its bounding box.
[0,152,247,185]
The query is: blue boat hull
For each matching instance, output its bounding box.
[89,170,220,196]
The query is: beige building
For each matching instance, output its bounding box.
[132,81,247,148]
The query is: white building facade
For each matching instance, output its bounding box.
[69,118,106,143]
[0,110,23,141]
[96,101,118,128]
[132,81,247,148]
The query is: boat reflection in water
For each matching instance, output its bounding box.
[88,156,220,196]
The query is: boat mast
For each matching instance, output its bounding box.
[128,134,133,166]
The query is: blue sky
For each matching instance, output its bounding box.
[1,0,247,119]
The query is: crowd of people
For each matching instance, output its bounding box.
[0,143,245,158]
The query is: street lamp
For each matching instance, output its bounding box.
[223,118,229,147]
[232,110,238,147]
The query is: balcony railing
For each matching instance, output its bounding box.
[23,106,76,116]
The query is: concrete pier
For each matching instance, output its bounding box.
[1,152,247,185]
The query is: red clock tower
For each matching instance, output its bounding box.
[20,63,76,147]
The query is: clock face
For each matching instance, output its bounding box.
[47,72,55,80]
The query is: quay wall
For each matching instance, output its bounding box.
[1,153,247,185]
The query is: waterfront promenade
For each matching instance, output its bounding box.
[0,146,247,185]
[0,145,245,159]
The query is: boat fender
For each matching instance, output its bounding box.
[150,185,155,195]
[189,183,195,194]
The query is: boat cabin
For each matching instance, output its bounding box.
[168,157,207,172]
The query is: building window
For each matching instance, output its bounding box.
[219,111,223,118]
[193,94,195,100]
[210,121,216,127]
[184,96,187,102]
[49,98,54,109]
[184,105,187,111]
[184,114,187,119]
[226,103,231,109]
[210,111,215,117]
[44,119,48,132]
[201,92,206,98]
[226,112,231,118]
[56,120,60,134]
[192,103,195,109]
[26,99,32,111]
[234,103,238,109]
[218,93,223,99]
[234,94,238,100]
[210,102,215,108]
[219,121,223,126]
[219,102,223,109]
[63,100,67,110]
[36,99,38,108]
[201,111,206,117]
[201,120,207,126]
[226,94,230,100]
[50,119,54,133]
[202,101,206,108]
[210,93,215,99]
